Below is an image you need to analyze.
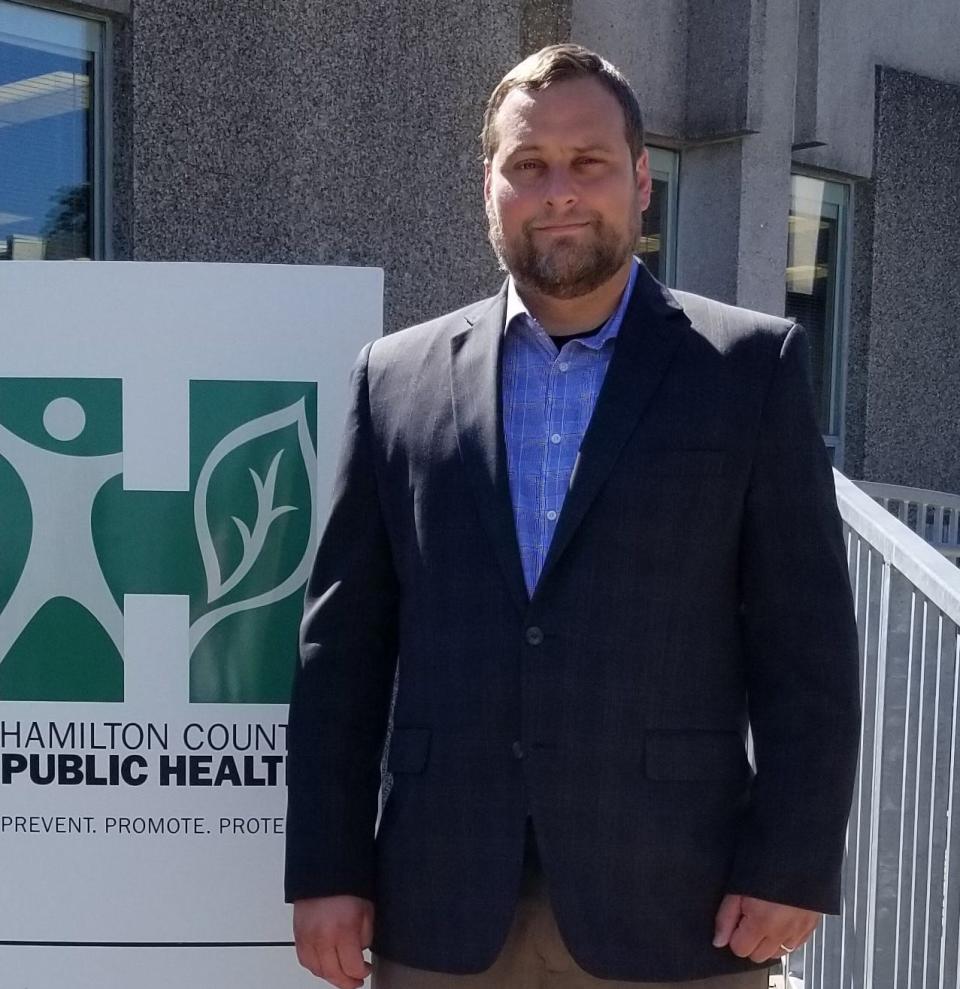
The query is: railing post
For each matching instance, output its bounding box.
[861,556,891,988]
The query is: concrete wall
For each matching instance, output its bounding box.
[857,68,960,492]
[795,0,960,177]
[122,0,548,332]
[570,0,686,141]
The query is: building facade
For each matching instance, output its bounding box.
[2,0,958,490]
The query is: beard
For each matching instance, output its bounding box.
[486,203,640,300]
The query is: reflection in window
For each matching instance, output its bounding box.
[0,3,103,260]
[638,147,678,286]
[785,175,849,443]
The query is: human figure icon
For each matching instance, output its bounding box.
[0,396,123,664]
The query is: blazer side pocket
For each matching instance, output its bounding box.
[645,729,749,781]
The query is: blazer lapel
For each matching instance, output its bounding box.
[449,286,529,615]
[533,265,690,599]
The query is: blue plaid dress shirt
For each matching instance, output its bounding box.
[501,259,640,596]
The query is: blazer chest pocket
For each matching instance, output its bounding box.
[386,727,431,775]
[645,730,749,781]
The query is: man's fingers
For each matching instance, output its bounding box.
[294,940,322,978]
[292,895,374,986]
[318,945,362,989]
[718,895,823,959]
[713,893,743,948]
[727,915,764,959]
[337,937,372,982]
[781,920,818,952]
[749,936,783,963]
[296,937,365,989]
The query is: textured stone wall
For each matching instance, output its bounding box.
[841,177,875,479]
[124,0,547,331]
[859,67,960,492]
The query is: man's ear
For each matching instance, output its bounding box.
[635,148,652,212]
[483,159,492,207]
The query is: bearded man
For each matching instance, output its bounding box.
[285,43,861,989]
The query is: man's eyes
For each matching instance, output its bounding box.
[513,158,605,171]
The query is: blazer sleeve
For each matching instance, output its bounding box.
[284,340,399,903]
[728,322,861,914]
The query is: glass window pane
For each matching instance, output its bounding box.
[785,175,849,436]
[638,147,678,286]
[0,4,102,261]
[639,176,668,281]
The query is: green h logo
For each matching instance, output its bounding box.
[0,378,317,704]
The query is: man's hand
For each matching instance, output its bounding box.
[713,894,820,962]
[293,895,374,989]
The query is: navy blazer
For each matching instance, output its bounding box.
[285,264,861,982]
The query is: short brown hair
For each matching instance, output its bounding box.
[482,44,645,163]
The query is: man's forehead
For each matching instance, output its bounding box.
[493,79,627,154]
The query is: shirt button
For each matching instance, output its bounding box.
[559,362,569,372]
[512,741,525,760]
[546,510,558,521]
[550,433,561,444]
[525,626,544,646]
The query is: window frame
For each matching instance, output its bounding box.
[787,168,854,465]
[0,0,112,259]
[646,145,679,287]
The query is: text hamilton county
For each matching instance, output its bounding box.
[0,720,288,786]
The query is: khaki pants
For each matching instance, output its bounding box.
[373,870,773,989]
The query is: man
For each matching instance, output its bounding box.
[285,44,861,989]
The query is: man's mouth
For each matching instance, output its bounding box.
[533,222,591,232]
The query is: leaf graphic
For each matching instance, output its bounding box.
[232,515,253,554]
[205,449,297,603]
[190,398,317,655]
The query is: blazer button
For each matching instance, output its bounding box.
[525,626,544,646]
[512,741,524,760]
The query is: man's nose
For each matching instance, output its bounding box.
[543,167,577,208]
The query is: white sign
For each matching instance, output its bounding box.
[0,261,381,987]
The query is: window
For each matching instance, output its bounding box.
[0,2,107,261]
[785,174,850,451]
[638,146,678,286]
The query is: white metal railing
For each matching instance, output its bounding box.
[854,480,960,565]
[792,471,960,989]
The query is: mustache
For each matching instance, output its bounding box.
[524,214,601,232]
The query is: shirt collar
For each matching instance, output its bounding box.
[504,257,639,352]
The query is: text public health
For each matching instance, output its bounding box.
[0,720,288,787]
[1,752,285,786]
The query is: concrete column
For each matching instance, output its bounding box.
[675,143,743,304]
[676,0,798,314]
[734,0,800,315]
[571,0,687,139]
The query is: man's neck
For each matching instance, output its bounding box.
[514,258,633,336]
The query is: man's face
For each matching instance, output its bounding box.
[484,76,652,300]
